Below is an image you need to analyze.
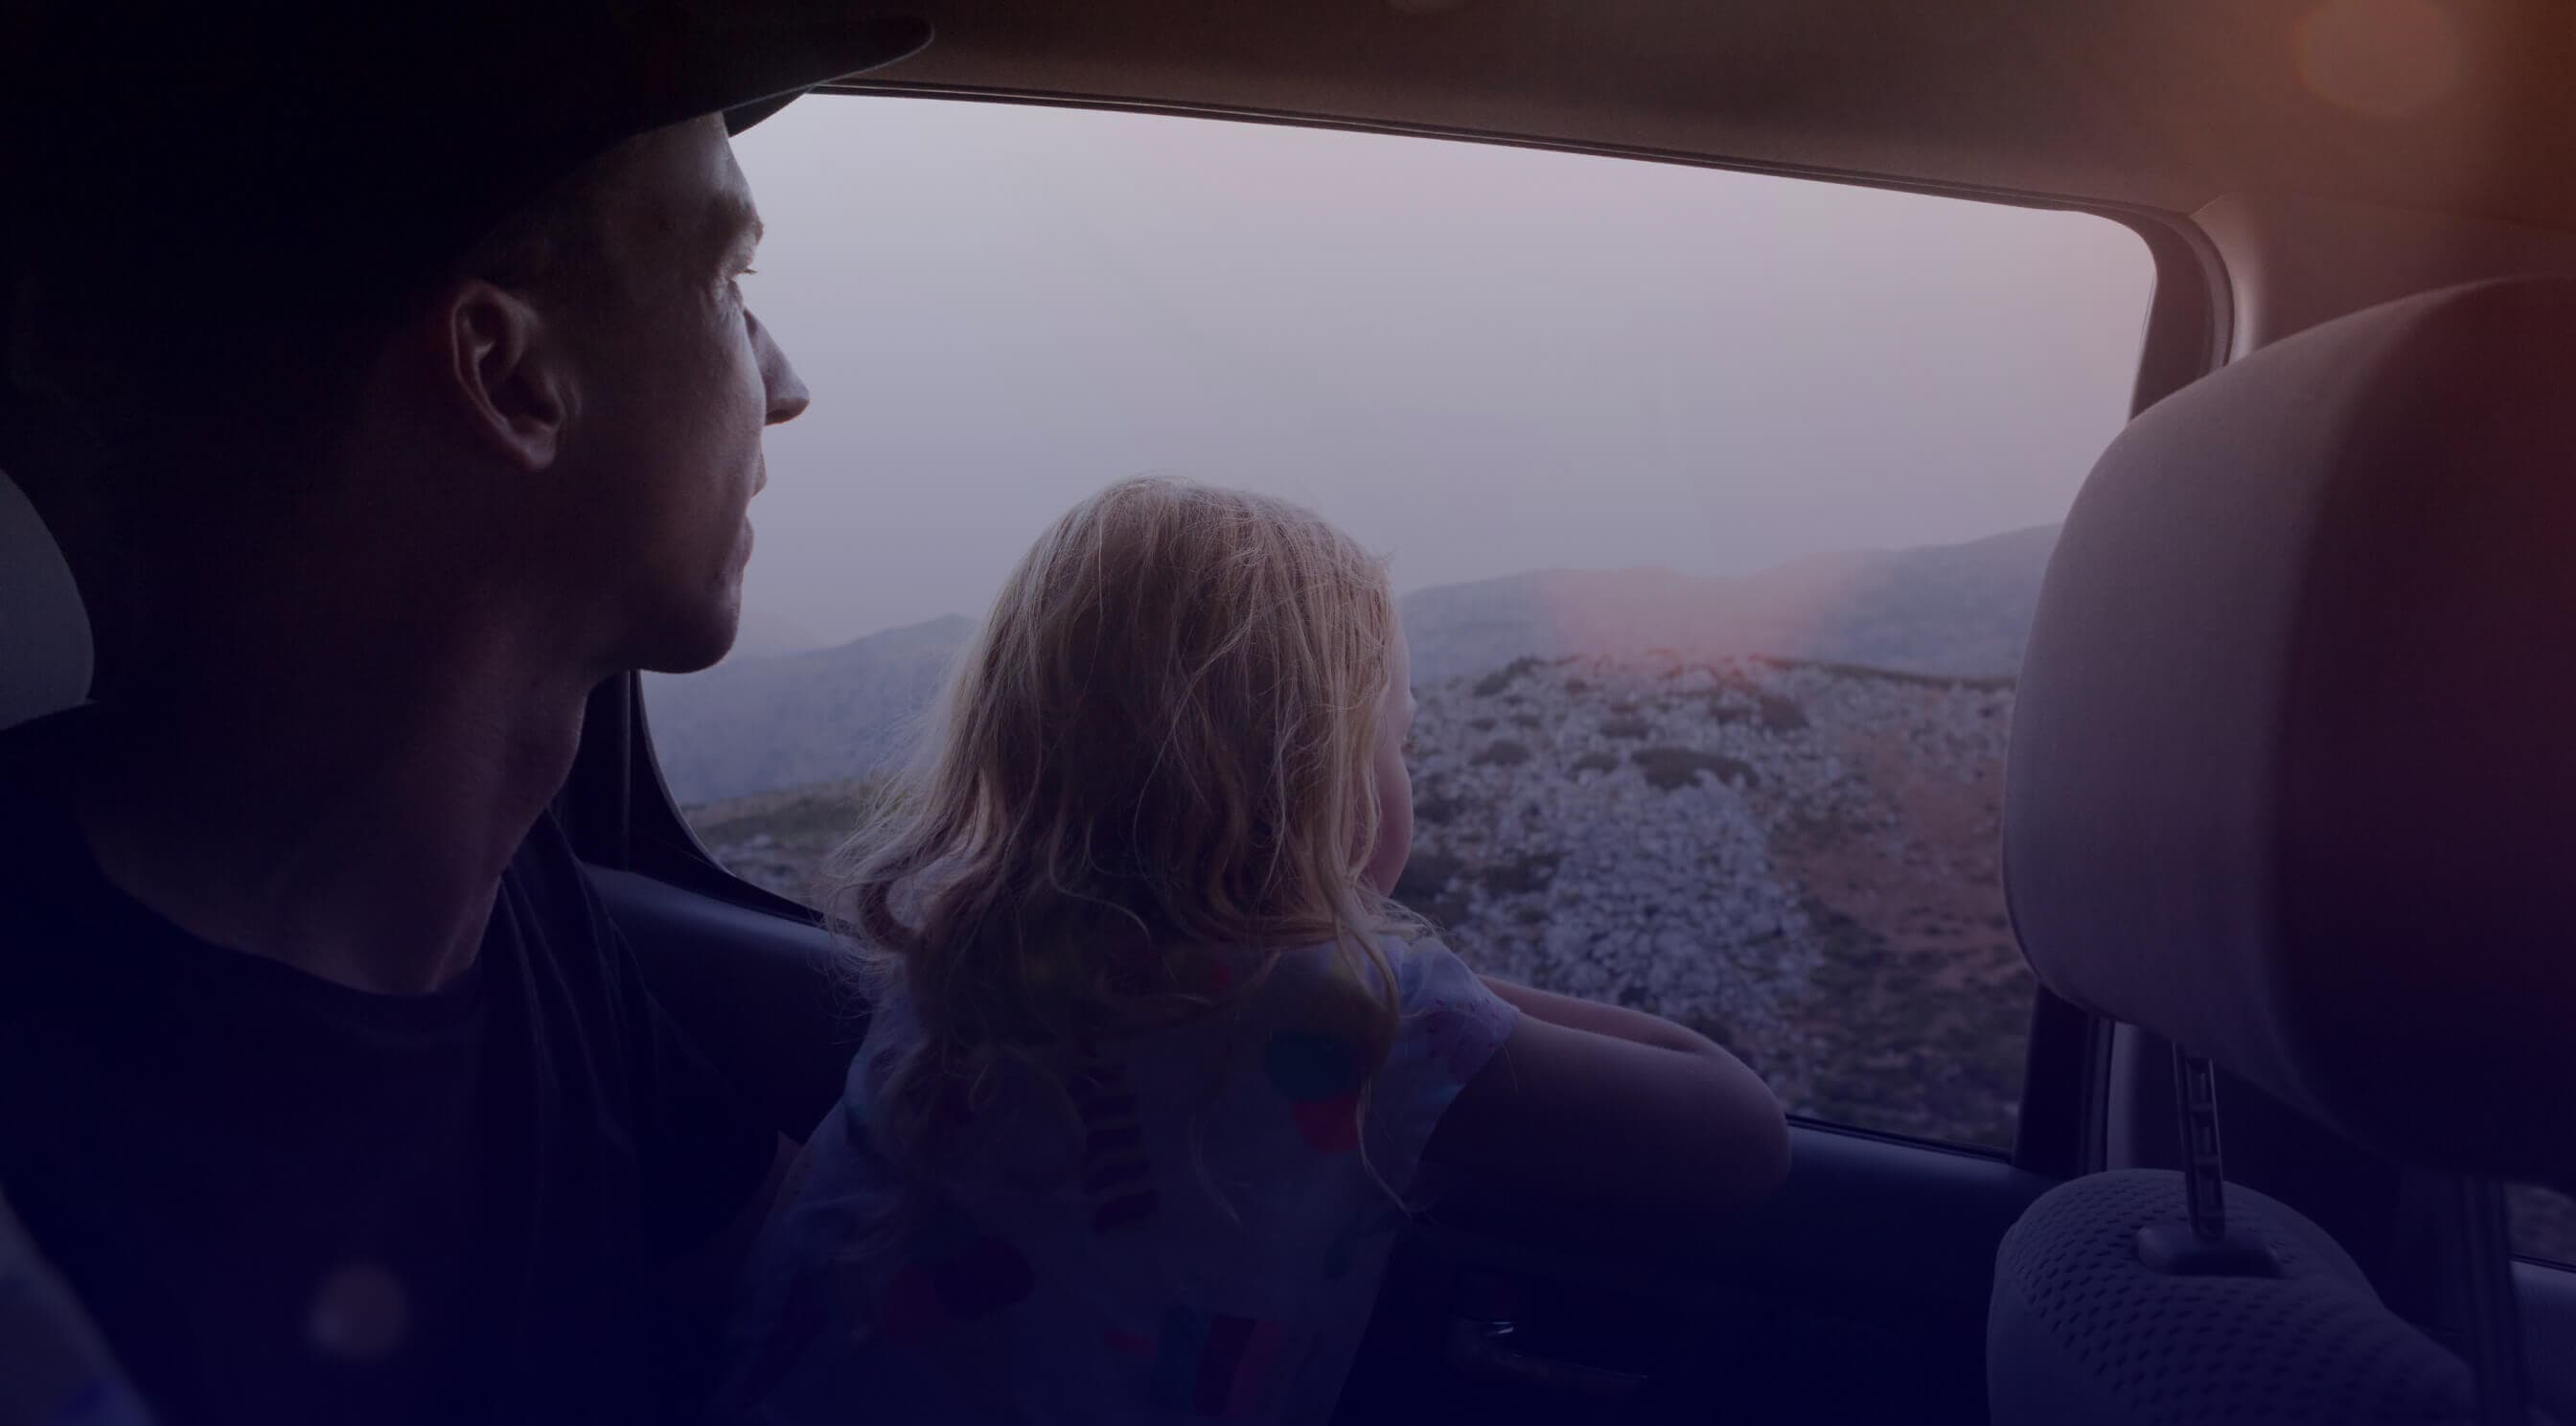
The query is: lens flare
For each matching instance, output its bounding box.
[2295,0,2464,119]
[308,1261,409,1363]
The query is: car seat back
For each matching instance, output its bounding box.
[1994,276,2576,1424]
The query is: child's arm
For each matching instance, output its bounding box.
[1476,976,1718,1056]
[1420,978,1791,1246]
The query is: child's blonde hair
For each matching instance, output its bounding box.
[829,475,1412,1171]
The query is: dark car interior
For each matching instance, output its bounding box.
[9,1,2576,1421]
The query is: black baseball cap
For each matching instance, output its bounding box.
[2,0,931,344]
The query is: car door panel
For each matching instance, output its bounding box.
[600,866,2047,1424]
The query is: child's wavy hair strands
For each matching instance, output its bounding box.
[827,476,1414,1184]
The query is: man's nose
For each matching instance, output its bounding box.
[748,310,813,426]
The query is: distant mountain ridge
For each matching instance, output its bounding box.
[647,525,2058,803]
[644,612,974,806]
[1397,523,2055,682]
[724,607,833,659]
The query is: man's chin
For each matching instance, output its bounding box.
[629,600,743,677]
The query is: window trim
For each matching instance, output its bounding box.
[561,90,2236,1158]
[2008,206,2231,1175]
[565,674,823,927]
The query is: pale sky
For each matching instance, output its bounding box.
[724,96,2153,650]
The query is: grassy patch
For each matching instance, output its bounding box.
[1473,656,1548,699]
[1793,893,2030,1148]
[684,778,888,847]
[1479,851,1562,896]
[1631,747,1758,791]
[1413,792,1464,825]
[1752,655,2017,693]
[678,778,895,907]
[1681,1013,1737,1051]
[1392,849,1473,927]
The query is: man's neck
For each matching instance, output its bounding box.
[68,619,603,996]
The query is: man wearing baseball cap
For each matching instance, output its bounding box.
[0,3,929,1420]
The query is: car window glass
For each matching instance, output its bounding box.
[2511,1184,2576,1265]
[644,96,2155,1151]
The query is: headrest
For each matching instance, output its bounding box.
[0,470,90,731]
[2005,276,2576,1188]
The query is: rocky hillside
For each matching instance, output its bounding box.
[650,526,2057,804]
[685,650,2031,1149]
[1391,654,2028,1146]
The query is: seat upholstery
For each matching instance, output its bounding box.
[1990,1171,2477,1426]
[2004,275,2576,1190]
[591,865,863,1142]
[1993,276,2576,1426]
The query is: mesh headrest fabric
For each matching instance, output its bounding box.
[1990,1171,2487,1426]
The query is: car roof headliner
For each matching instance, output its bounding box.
[845,0,2576,229]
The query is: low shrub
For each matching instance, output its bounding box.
[1759,694,1809,732]
[1632,746,1758,792]
[1473,656,1547,699]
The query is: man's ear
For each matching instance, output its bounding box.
[443,280,571,473]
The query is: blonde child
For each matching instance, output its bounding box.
[727,477,1786,1422]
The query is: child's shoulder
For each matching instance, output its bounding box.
[1232,931,1448,999]
[1235,932,1504,1047]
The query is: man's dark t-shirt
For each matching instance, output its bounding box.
[0,712,778,1424]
